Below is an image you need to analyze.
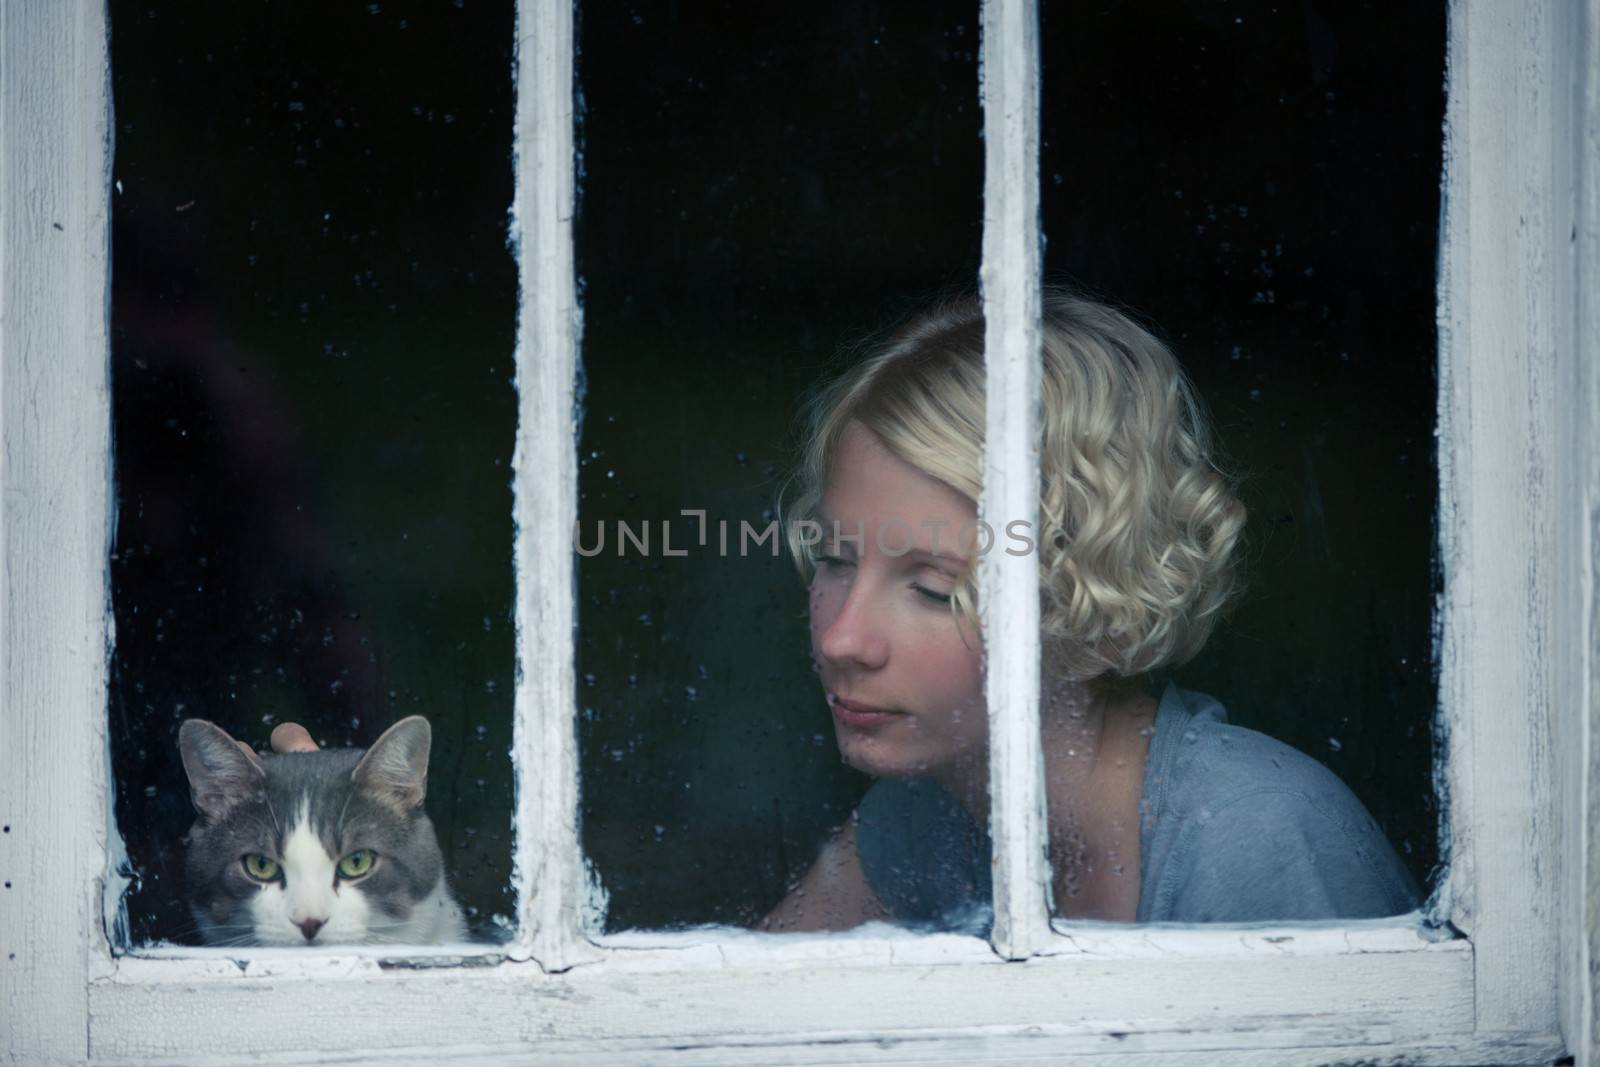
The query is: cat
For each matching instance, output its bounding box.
[177,715,468,947]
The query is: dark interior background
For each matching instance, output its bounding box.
[107,0,1444,942]
[575,0,983,929]
[108,0,518,945]
[1037,0,1443,902]
[577,0,1443,930]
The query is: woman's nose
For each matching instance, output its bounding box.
[815,583,889,669]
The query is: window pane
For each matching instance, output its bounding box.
[576,1,983,931]
[1033,1,1441,923]
[108,0,517,947]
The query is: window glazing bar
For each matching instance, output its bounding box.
[979,0,1052,960]
[510,0,598,971]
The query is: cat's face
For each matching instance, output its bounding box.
[177,717,455,947]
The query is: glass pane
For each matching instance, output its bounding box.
[109,0,517,947]
[577,1,983,931]
[1033,1,1441,923]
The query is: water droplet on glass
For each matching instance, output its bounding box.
[1327,737,1342,752]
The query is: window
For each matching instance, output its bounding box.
[2,2,1592,1064]
[576,1,1439,938]
[574,0,983,931]
[107,0,519,948]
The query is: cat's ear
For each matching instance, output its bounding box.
[178,720,265,820]
[352,716,431,813]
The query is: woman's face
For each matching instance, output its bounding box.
[809,422,986,779]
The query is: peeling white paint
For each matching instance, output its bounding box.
[89,937,1479,1062]
[1,1,113,1062]
[3,0,1595,1063]
[1559,3,1600,1065]
[1436,0,1586,1043]
[979,0,1051,963]
[507,0,602,974]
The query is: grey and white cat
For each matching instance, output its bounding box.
[177,716,467,947]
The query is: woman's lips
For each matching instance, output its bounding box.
[830,695,905,729]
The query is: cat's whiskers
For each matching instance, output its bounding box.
[335,784,356,834]
[193,931,261,948]
[264,792,282,839]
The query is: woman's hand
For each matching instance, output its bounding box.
[269,723,319,753]
[234,722,321,757]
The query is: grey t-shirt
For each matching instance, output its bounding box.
[855,686,1421,930]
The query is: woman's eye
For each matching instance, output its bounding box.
[242,854,280,881]
[913,585,954,605]
[337,849,376,879]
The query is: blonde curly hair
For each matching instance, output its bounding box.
[783,289,1245,679]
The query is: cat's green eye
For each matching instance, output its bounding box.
[337,849,375,879]
[241,854,280,881]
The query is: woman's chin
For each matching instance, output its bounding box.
[835,730,942,779]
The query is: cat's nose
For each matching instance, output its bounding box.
[295,917,325,941]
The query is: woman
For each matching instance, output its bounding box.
[761,290,1419,932]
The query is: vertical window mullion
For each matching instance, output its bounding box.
[511,0,597,970]
[2,1,111,1053]
[979,0,1051,959]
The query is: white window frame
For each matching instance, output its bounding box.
[2,1,1595,1063]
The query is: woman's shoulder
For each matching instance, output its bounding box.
[1146,688,1369,824]
[1138,687,1421,922]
